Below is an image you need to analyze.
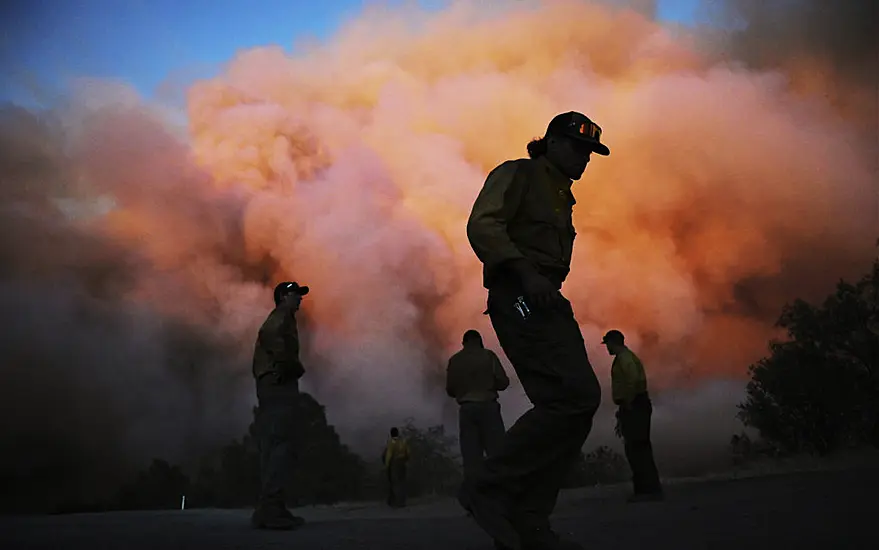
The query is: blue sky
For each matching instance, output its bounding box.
[1,0,701,107]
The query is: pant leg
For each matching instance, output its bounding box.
[514,416,593,529]
[386,466,394,506]
[622,428,641,493]
[255,375,300,509]
[459,403,486,483]
[389,461,407,507]
[621,395,661,494]
[398,463,407,506]
[479,400,507,460]
[636,398,661,492]
[476,289,601,522]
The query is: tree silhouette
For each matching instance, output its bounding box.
[284,392,367,505]
[739,261,879,454]
[115,390,368,511]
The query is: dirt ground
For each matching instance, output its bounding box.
[1,466,874,550]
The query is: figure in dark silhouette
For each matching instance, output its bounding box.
[602,329,663,502]
[463,111,610,550]
[383,426,411,508]
[250,281,310,530]
[446,329,510,486]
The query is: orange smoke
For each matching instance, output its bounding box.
[175,0,874,404]
[3,0,876,456]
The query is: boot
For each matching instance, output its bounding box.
[280,508,307,527]
[458,485,521,550]
[251,505,304,530]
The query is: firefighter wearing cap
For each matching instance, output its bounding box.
[446,329,511,486]
[602,329,663,502]
[250,281,310,530]
[463,112,609,550]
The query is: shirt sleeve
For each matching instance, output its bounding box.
[466,160,528,272]
[257,308,303,376]
[611,354,640,406]
[258,311,291,363]
[490,351,511,391]
[445,358,457,398]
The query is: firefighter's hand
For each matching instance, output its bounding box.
[510,260,560,309]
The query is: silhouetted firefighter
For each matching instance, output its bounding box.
[250,281,310,530]
[462,111,611,550]
[602,329,663,502]
[446,329,510,488]
[383,426,411,508]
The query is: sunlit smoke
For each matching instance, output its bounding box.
[1,0,875,510]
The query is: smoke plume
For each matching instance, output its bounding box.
[1,0,875,510]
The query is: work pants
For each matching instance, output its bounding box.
[387,460,408,508]
[476,286,601,531]
[619,393,662,494]
[255,373,299,510]
[459,400,507,484]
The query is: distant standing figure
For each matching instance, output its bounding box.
[384,427,411,508]
[602,329,663,502]
[251,281,311,529]
[446,329,510,485]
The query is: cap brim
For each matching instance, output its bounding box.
[298,286,309,296]
[592,143,610,156]
[570,135,610,156]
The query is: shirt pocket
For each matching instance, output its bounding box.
[519,204,565,261]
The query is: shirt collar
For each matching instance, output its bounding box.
[536,156,576,205]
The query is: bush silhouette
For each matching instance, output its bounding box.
[396,420,463,498]
[118,390,367,510]
[739,260,879,454]
[565,445,629,488]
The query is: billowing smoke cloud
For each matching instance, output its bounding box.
[0,98,262,512]
[707,0,878,136]
[1,0,875,511]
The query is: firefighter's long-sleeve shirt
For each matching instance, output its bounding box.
[446,345,511,404]
[611,347,648,406]
[252,302,304,381]
[383,437,410,467]
[467,156,577,289]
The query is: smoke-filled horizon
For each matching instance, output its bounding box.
[1,0,876,510]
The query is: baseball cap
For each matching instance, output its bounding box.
[546,111,610,156]
[273,281,310,304]
[601,330,625,344]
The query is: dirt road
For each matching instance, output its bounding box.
[2,466,873,549]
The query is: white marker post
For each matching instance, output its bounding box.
[181,495,186,510]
